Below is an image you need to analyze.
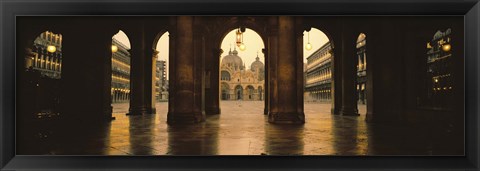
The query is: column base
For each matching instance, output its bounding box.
[205,107,221,115]
[340,107,359,116]
[126,106,150,115]
[148,108,157,114]
[268,112,305,124]
[365,111,374,122]
[331,108,340,115]
[167,112,205,124]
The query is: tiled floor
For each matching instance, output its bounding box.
[17,101,463,155]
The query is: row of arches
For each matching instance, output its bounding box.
[17,17,461,126]
[20,23,370,119]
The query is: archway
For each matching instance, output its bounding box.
[111,30,131,114]
[221,82,230,100]
[246,85,255,100]
[356,33,367,115]
[303,27,333,111]
[424,28,452,109]
[218,28,266,112]
[154,31,170,115]
[22,30,64,119]
[234,85,243,100]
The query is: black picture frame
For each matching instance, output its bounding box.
[1,0,479,170]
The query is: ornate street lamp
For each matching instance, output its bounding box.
[236,28,242,47]
[236,27,247,51]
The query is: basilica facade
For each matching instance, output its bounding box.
[220,48,265,101]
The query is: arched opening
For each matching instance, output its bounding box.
[303,27,332,112]
[221,82,230,100]
[423,28,452,109]
[356,33,367,115]
[154,31,170,115]
[246,85,255,100]
[221,70,231,81]
[23,30,63,119]
[234,85,243,100]
[111,30,131,114]
[219,28,265,111]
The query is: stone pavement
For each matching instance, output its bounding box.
[17,101,463,155]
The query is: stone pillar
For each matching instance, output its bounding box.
[330,32,343,115]
[268,16,305,124]
[167,16,205,124]
[148,51,157,114]
[365,18,406,122]
[339,21,359,116]
[295,17,305,120]
[127,22,151,115]
[205,48,221,115]
[267,17,278,119]
[263,48,269,115]
[60,19,115,122]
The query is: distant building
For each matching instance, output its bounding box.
[111,38,131,103]
[220,47,265,101]
[356,33,367,104]
[304,42,333,102]
[156,58,168,101]
[425,28,452,109]
[25,31,63,79]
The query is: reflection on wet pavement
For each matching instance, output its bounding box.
[17,101,463,155]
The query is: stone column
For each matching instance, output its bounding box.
[295,17,305,120]
[339,21,359,116]
[127,22,150,115]
[267,17,278,118]
[145,48,158,114]
[330,31,343,115]
[205,48,222,115]
[262,48,269,115]
[60,19,115,122]
[268,16,305,124]
[167,16,205,124]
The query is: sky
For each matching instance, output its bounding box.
[112,27,330,77]
[220,28,264,69]
[303,28,330,63]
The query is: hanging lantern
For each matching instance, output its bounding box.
[305,31,312,51]
[236,28,242,47]
[239,43,246,51]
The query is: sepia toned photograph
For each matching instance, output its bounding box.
[16,16,464,156]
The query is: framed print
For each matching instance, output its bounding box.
[1,0,479,170]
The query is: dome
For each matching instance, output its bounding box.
[221,47,244,70]
[250,54,264,72]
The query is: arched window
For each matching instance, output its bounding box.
[221,71,231,81]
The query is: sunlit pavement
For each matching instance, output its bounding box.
[104,101,367,155]
[18,101,463,155]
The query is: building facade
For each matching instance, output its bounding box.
[356,33,367,104]
[425,28,452,109]
[304,42,333,102]
[220,48,264,101]
[111,38,131,103]
[156,59,169,101]
[25,31,63,79]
